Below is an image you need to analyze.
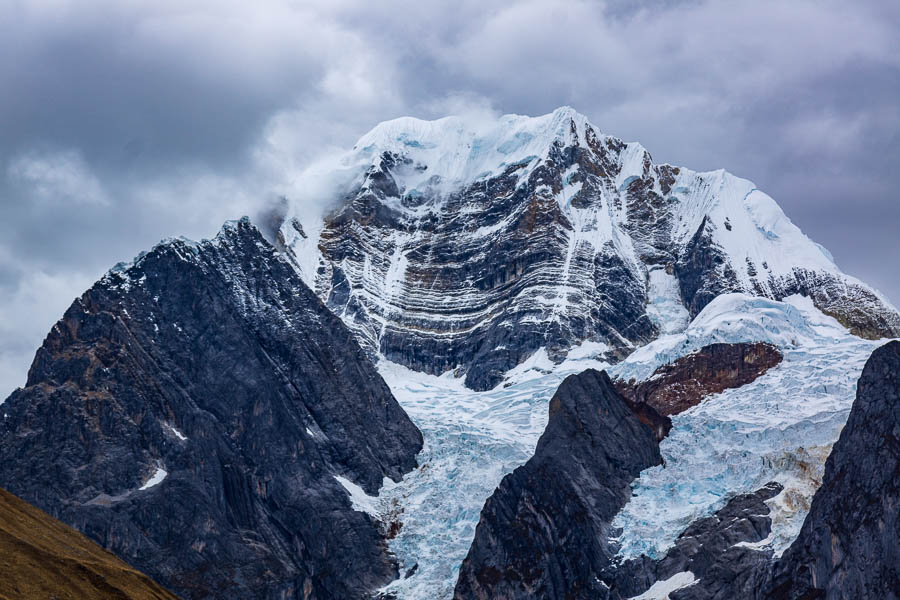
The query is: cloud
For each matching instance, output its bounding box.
[8,148,109,206]
[0,266,94,401]
[0,0,898,396]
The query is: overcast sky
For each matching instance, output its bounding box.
[1,0,898,398]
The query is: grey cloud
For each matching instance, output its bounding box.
[1,0,898,398]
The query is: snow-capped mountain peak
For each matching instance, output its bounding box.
[349,106,597,200]
[278,107,900,391]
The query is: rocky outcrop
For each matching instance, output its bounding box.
[605,482,782,600]
[615,342,783,415]
[0,485,178,600]
[453,369,663,599]
[770,340,900,599]
[674,216,743,317]
[0,218,423,600]
[279,108,900,390]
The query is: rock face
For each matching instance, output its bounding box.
[605,482,782,600]
[452,369,663,599]
[614,342,783,415]
[279,107,900,390]
[0,218,423,600]
[770,340,900,599]
[0,485,179,600]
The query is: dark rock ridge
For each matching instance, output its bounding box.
[603,482,782,600]
[615,342,783,416]
[453,369,664,599]
[0,218,423,600]
[770,340,900,599]
[279,107,900,390]
[0,485,179,600]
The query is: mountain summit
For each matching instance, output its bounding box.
[278,107,900,389]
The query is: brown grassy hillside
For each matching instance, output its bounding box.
[0,486,178,600]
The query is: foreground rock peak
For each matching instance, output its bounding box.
[1,216,423,599]
[453,368,664,599]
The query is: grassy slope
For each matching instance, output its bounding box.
[0,486,179,600]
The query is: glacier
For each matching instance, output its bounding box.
[372,347,611,599]
[363,293,885,599]
[610,293,883,560]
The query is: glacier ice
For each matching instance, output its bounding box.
[609,294,884,560]
[367,293,887,599]
[373,349,609,600]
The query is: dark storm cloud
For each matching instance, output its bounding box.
[1,0,898,397]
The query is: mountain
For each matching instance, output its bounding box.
[0,485,178,600]
[3,107,896,600]
[277,106,900,390]
[0,218,423,599]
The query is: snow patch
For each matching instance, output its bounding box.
[139,466,167,490]
[628,572,697,599]
[335,475,380,518]
[163,423,187,441]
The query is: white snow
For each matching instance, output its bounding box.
[667,169,839,289]
[139,466,168,490]
[335,475,380,518]
[628,571,697,599]
[163,423,187,441]
[352,106,590,198]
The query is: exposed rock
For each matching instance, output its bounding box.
[604,482,782,600]
[674,216,743,316]
[770,340,900,599]
[615,342,783,415]
[453,369,663,599]
[623,396,673,441]
[0,485,178,600]
[0,218,423,600]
